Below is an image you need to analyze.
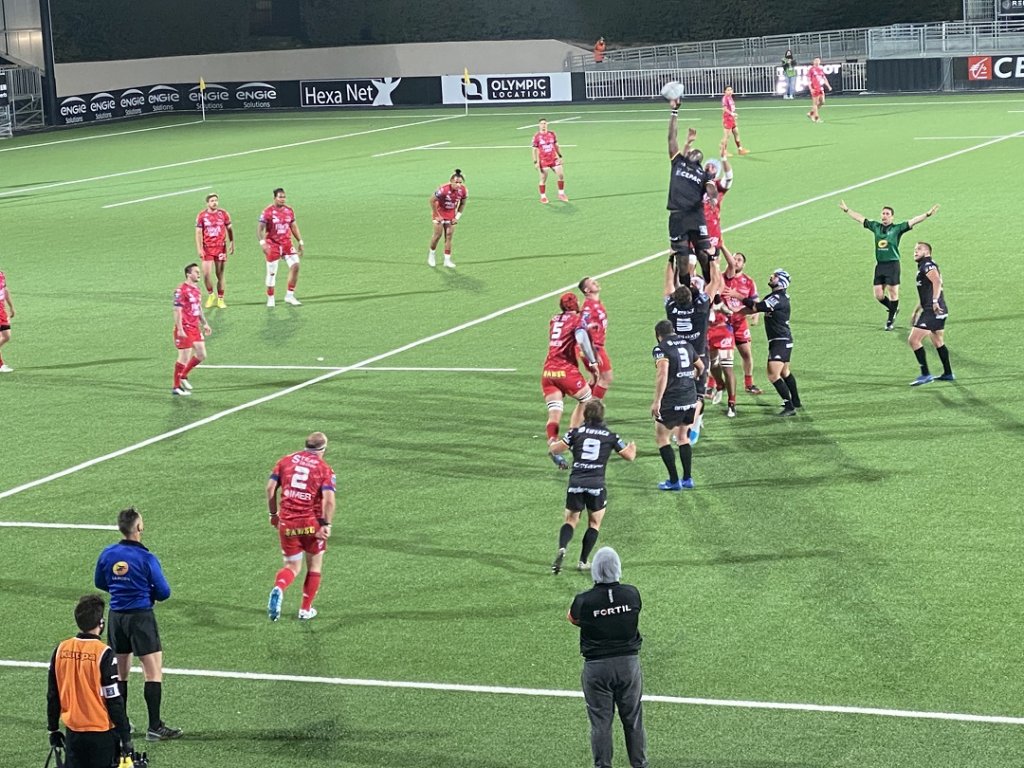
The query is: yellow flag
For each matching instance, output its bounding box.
[199,77,206,92]
[463,68,470,85]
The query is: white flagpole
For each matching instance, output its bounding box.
[201,92,207,122]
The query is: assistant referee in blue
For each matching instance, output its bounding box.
[568,546,648,768]
[94,507,182,742]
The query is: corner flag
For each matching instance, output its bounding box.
[463,68,470,85]
[199,77,206,91]
[199,77,207,122]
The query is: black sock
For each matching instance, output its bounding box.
[783,374,800,407]
[659,444,678,483]
[580,527,599,564]
[772,378,793,408]
[678,443,693,480]
[558,523,574,550]
[936,345,952,375]
[144,681,162,731]
[889,300,899,321]
[913,347,929,376]
[118,680,128,703]
[878,296,892,311]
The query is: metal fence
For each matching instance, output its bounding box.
[0,65,44,131]
[584,63,866,100]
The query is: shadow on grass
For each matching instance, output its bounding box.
[25,357,152,371]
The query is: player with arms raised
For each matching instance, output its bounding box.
[532,119,568,204]
[258,187,304,307]
[542,293,599,470]
[428,169,467,269]
[195,193,234,309]
[807,57,832,123]
[172,263,211,396]
[266,432,337,622]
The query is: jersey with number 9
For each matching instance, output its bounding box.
[270,451,336,523]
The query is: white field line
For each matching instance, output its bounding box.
[516,115,582,130]
[914,135,1024,140]
[422,144,576,150]
[372,140,450,157]
[0,521,117,530]
[0,118,203,153]
[1,660,1021,725]
[0,115,460,200]
[200,364,516,372]
[1,129,1019,501]
[102,185,212,209]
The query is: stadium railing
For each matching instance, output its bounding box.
[0,65,44,131]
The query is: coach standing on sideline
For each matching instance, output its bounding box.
[94,507,182,742]
[568,547,648,768]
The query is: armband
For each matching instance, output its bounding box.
[670,109,679,117]
[317,517,330,527]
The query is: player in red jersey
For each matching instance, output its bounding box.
[266,432,337,622]
[807,57,832,123]
[720,87,749,155]
[707,246,740,416]
[428,169,467,269]
[258,187,305,307]
[532,119,568,203]
[0,269,15,373]
[542,292,599,469]
[172,263,211,396]
[195,193,234,309]
[723,250,763,395]
[702,149,734,259]
[578,277,612,400]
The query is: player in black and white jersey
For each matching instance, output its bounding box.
[726,268,800,416]
[666,110,719,281]
[907,241,954,386]
[651,320,705,490]
[550,400,636,574]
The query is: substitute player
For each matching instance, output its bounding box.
[0,268,14,373]
[579,277,612,400]
[258,187,304,307]
[532,119,568,203]
[428,169,467,268]
[266,432,337,622]
[195,193,234,309]
[549,400,636,574]
[908,242,954,386]
[542,292,599,470]
[172,263,211,396]
[720,86,749,155]
[807,57,832,123]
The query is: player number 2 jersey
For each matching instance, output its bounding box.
[259,205,296,245]
[271,451,337,522]
[173,282,202,328]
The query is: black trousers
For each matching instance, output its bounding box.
[66,729,117,768]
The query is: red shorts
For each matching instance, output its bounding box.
[810,89,824,101]
[723,115,737,131]
[277,517,327,558]
[435,212,456,224]
[201,245,228,262]
[0,307,8,326]
[264,241,298,263]
[541,368,589,399]
[730,318,752,345]
[576,347,612,374]
[174,326,202,350]
[539,157,561,170]
[708,325,735,351]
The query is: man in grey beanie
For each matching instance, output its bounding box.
[568,546,648,768]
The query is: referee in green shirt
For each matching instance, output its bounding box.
[839,200,939,330]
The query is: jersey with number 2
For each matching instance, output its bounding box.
[271,451,336,523]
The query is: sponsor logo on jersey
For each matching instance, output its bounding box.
[235,81,278,109]
[112,561,129,576]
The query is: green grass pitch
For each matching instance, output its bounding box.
[2,93,1024,767]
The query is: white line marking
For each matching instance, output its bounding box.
[516,115,582,130]
[102,185,213,209]
[3,128,1019,500]
[0,119,203,153]
[1,660,1020,725]
[422,144,577,150]
[914,135,1024,140]
[0,522,118,530]
[372,141,450,157]
[201,364,516,372]
[0,115,460,199]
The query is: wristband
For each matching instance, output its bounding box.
[317,517,329,527]
[670,109,679,117]
[455,212,462,221]
[299,240,304,246]
[259,239,266,246]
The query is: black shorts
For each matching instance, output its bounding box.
[66,729,118,768]
[668,211,711,256]
[914,311,946,332]
[108,609,162,657]
[873,261,900,286]
[767,340,793,363]
[565,487,608,513]
[657,401,698,429]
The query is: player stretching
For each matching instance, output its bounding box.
[807,57,832,123]
[428,169,467,268]
[267,432,336,622]
[579,277,612,400]
[532,119,568,203]
[542,293,599,470]
[172,263,211,396]
[720,87,749,155]
[258,188,304,307]
[195,193,234,309]
[0,269,14,373]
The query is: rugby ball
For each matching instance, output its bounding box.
[660,81,686,101]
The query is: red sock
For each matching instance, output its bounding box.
[557,180,565,191]
[714,373,726,390]
[183,357,201,377]
[267,287,275,297]
[274,568,296,592]
[744,375,753,388]
[539,184,546,195]
[287,281,296,292]
[173,362,184,388]
[301,572,321,612]
[592,385,607,399]
[444,249,451,257]
[217,289,224,298]
[546,422,559,441]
